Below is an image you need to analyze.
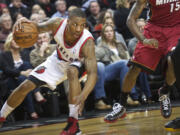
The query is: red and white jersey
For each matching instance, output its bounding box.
[54,19,94,62]
[149,0,180,27]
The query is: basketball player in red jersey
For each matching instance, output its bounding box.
[105,0,180,123]
[0,8,97,135]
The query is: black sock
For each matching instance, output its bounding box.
[160,83,171,95]
[119,92,129,106]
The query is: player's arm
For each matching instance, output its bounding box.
[127,0,158,48]
[79,39,97,101]
[13,17,63,35]
[127,0,147,42]
[36,17,63,35]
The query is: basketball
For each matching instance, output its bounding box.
[13,22,38,48]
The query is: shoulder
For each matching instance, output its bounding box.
[83,38,94,48]
[83,29,94,38]
[80,38,95,57]
[30,48,38,55]
[52,17,64,29]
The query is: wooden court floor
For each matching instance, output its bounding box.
[1,107,180,135]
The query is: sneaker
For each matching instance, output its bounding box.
[158,85,172,118]
[0,117,6,128]
[104,103,126,123]
[159,93,172,119]
[165,117,180,132]
[60,117,81,135]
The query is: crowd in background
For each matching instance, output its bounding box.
[0,0,179,123]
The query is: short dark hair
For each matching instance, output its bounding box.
[68,8,86,19]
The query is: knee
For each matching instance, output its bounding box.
[128,65,141,78]
[67,66,79,79]
[121,60,128,65]
[97,62,105,72]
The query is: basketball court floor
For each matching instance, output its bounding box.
[0,103,180,135]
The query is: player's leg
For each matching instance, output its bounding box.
[60,65,82,135]
[0,79,37,127]
[166,56,176,86]
[158,55,175,119]
[121,65,141,104]
[164,39,180,131]
[104,62,141,123]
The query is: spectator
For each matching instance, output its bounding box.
[0,3,7,15]
[37,0,56,17]
[32,4,42,14]
[93,9,114,39]
[104,9,113,18]
[66,0,83,8]
[30,13,40,23]
[51,0,68,19]
[30,32,55,105]
[30,32,56,68]
[95,24,151,107]
[9,0,30,22]
[93,10,107,39]
[0,4,10,16]
[96,16,126,46]
[0,13,12,52]
[1,7,9,15]
[67,5,78,13]
[14,12,24,23]
[94,24,139,109]
[0,33,38,119]
[128,18,146,56]
[38,9,48,21]
[114,0,133,41]
[81,0,97,11]
[87,1,101,28]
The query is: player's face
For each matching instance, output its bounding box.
[68,16,86,39]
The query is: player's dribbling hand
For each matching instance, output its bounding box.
[13,17,31,32]
[143,38,158,48]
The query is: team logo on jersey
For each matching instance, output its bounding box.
[35,66,46,74]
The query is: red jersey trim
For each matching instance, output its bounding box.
[131,59,155,72]
[63,28,84,49]
[79,37,94,58]
[53,20,64,36]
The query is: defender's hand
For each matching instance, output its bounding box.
[143,38,158,49]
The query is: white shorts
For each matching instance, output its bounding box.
[30,51,82,90]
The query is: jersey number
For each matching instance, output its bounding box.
[170,2,180,13]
